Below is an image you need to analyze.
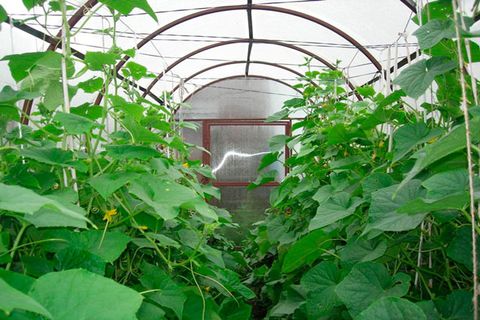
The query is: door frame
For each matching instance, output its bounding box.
[201,119,291,187]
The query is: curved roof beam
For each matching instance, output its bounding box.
[133,39,361,102]
[182,75,303,102]
[108,4,382,73]
[170,60,313,94]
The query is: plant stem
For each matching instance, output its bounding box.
[6,223,27,271]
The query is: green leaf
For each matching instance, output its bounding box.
[357,297,426,320]
[20,147,87,172]
[110,95,144,121]
[198,265,255,300]
[398,121,475,190]
[282,229,333,273]
[30,269,143,320]
[140,263,186,319]
[144,233,180,249]
[393,122,444,163]
[0,5,8,23]
[365,180,427,233]
[136,301,166,320]
[98,0,157,21]
[269,134,289,152]
[88,172,138,199]
[300,262,345,317]
[447,227,479,271]
[54,111,96,135]
[257,152,279,171]
[22,0,46,10]
[335,262,411,316]
[434,290,473,319]
[84,51,120,71]
[78,77,104,93]
[123,61,148,80]
[2,51,60,82]
[122,116,166,144]
[24,193,89,229]
[0,183,89,228]
[357,85,376,97]
[129,175,199,220]
[71,103,103,120]
[40,229,131,264]
[0,278,51,318]
[393,57,457,98]
[0,269,35,294]
[413,19,455,50]
[219,300,252,320]
[105,145,161,160]
[269,285,305,317]
[339,237,388,263]
[422,169,471,199]
[247,170,277,190]
[266,108,290,122]
[309,192,363,230]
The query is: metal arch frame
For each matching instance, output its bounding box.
[182,75,303,102]
[18,0,419,120]
[170,60,314,94]
[91,3,387,104]
[132,38,362,102]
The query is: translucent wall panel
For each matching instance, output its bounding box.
[210,125,286,182]
[181,77,300,119]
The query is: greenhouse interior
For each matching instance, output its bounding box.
[1,0,480,319]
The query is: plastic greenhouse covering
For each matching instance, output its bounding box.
[2,0,480,319]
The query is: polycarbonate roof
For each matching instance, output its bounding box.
[1,0,473,105]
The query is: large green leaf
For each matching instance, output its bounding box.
[365,180,427,233]
[398,121,477,190]
[140,263,186,319]
[2,52,56,82]
[434,290,473,319]
[129,175,199,220]
[357,297,426,320]
[20,147,87,172]
[54,111,96,135]
[30,269,143,320]
[84,51,120,71]
[282,229,333,273]
[0,278,51,318]
[309,192,363,230]
[98,0,157,21]
[393,122,444,163]
[24,193,89,229]
[393,57,457,98]
[422,169,471,199]
[300,262,345,318]
[105,145,162,160]
[122,116,166,144]
[88,172,138,199]
[335,262,410,316]
[39,229,131,264]
[447,227,479,272]
[413,19,455,50]
[339,237,388,263]
[0,183,89,228]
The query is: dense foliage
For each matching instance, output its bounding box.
[0,0,479,319]
[245,1,480,319]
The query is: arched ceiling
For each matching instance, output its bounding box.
[0,0,425,109]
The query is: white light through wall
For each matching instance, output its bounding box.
[212,150,270,174]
